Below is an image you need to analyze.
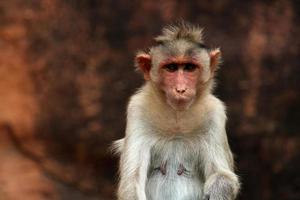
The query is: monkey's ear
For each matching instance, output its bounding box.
[135,52,152,80]
[209,48,222,72]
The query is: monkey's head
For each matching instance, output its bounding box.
[135,22,221,111]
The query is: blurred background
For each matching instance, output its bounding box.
[0,0,299,199]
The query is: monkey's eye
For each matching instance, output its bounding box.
[164,63,178,72]
[184,63,197,72]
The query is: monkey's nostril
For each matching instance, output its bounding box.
[176,88,186,94]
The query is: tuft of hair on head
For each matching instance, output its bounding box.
[155,21,204,44]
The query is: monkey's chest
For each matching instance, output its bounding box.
[146,138,204,200]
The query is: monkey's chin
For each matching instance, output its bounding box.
[167,98,194,111]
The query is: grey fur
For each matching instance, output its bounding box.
[155,22,204,44]
[146,137,203,200]
[204,174,238,200]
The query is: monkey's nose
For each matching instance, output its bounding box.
[176,88,186,94]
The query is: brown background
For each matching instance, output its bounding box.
[0,0,299,199]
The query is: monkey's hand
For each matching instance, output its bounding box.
[203,172,240,200]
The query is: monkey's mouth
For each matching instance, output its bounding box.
[167,95,194,110]
[175,96,190,104]
[173,92,194,102]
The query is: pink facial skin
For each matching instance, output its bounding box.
[157,57,202,110]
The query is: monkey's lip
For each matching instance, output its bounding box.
[166,93,193,106]
[173,95,190,101]
[172,96,193,105]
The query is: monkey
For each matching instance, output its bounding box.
[112,22,240,200]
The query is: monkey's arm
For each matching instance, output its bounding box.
[201,104,240,200]
[117,104,151,200]
[117,135,150,200]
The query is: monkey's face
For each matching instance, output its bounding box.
[156,57,203,110]
[149,41,212,111]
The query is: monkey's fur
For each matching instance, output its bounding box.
[113,22,240,200]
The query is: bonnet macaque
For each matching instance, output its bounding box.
[113,22,240,200]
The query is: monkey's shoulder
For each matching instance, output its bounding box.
[207,94,225,110]
[126,90,146,117]
[126,85,161,117]
[198,94,226,116]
